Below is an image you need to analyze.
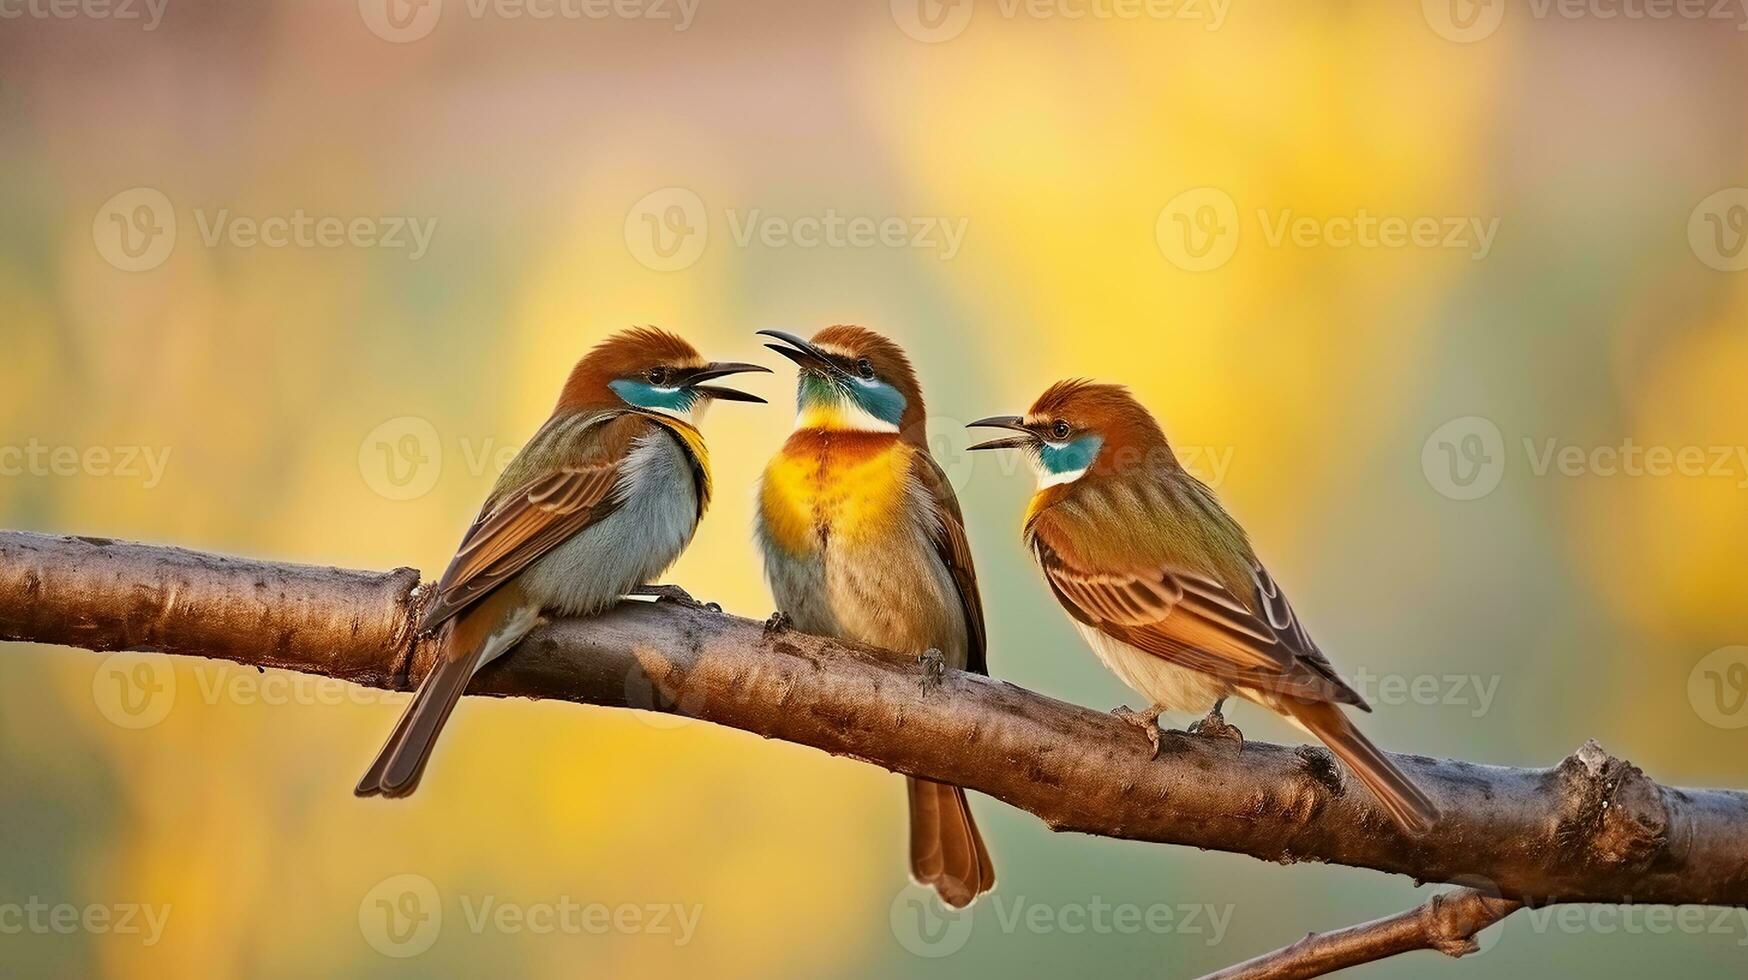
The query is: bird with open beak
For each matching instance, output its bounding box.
[755,326,997,908]
[968,380,1439,835]
[356,327,768,798]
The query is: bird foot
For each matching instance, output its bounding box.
[1189,702,1243,747]
[630,584,720,612]
[918,649,946,691]
[1112,704,1164,758]
[763,610,791,635]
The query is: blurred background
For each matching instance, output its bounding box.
[4,0,1748,975]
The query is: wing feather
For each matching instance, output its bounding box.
[416,412,644,634]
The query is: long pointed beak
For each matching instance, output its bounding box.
[682,361,770,404]
[966,415,1034,451]
[756,329,840,374]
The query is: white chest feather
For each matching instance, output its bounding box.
[1073,621,1228,715]
[521,432,700,617]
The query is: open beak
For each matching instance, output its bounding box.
[756,329,842,375]
[966,415,1035,451]
[681,361,770,404]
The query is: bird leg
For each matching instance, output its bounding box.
[763,610,791,635]
[1112,704,1165,758]
[1189,698,1243,746]
[917,648,946,692]
[627,584,721,612]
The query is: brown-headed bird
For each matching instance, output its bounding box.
[968,381,1438,834]
[755,326,996,907]
[355,327,767,798]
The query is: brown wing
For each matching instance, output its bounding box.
[416,413,640,634]
[1030,522,1365,708]
[912,451,989,675]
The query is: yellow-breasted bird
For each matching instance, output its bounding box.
[356,327,768,798]
[968,380,1439,834]
[755,326,996,908]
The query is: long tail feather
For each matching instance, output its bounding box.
[907,777,996,908]
[1285,700,1440,835]
[355,590,535,799]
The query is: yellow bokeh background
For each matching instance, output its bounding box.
[3,2,1746,976]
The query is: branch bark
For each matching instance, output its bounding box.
[3,529,1747,912]
[1197,887,1522,979]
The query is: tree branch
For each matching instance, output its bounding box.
[3,529,1747,913]
[1197,887,1522,979]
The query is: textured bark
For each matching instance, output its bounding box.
[3,529,1747,910]
[1198,887,1522,979]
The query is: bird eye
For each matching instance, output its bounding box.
[855,358,875,380]
[647,367,669,385]
[1052,419,1071,439]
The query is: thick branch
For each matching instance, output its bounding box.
[3,530,1747,907]
[1198,887,1522,979]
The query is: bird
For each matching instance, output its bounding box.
[967,380,1439,834]
[754,326,996,908]
[355,326,768,798]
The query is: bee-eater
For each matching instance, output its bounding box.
[355,327,768,798]
[755,326,996,908]
[968,381,1439,834]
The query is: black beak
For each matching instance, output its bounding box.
[680,361,770,404]
[966,415,1034,451]
[756,329,842,375]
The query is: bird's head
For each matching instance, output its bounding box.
[757,326,924,437]
[558,326,768,419]
[967,379,1171,488]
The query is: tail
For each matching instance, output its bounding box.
[355,590,535,799]
[1284,700,1440,835]
[907,777,996,908]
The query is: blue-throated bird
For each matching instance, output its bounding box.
[755,326,996,907]
[355,327,768,798]
[968,380,1438,834]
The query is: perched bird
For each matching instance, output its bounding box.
[755,326,996,907]
[356,327,768,798]
[968,381,1439,834]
